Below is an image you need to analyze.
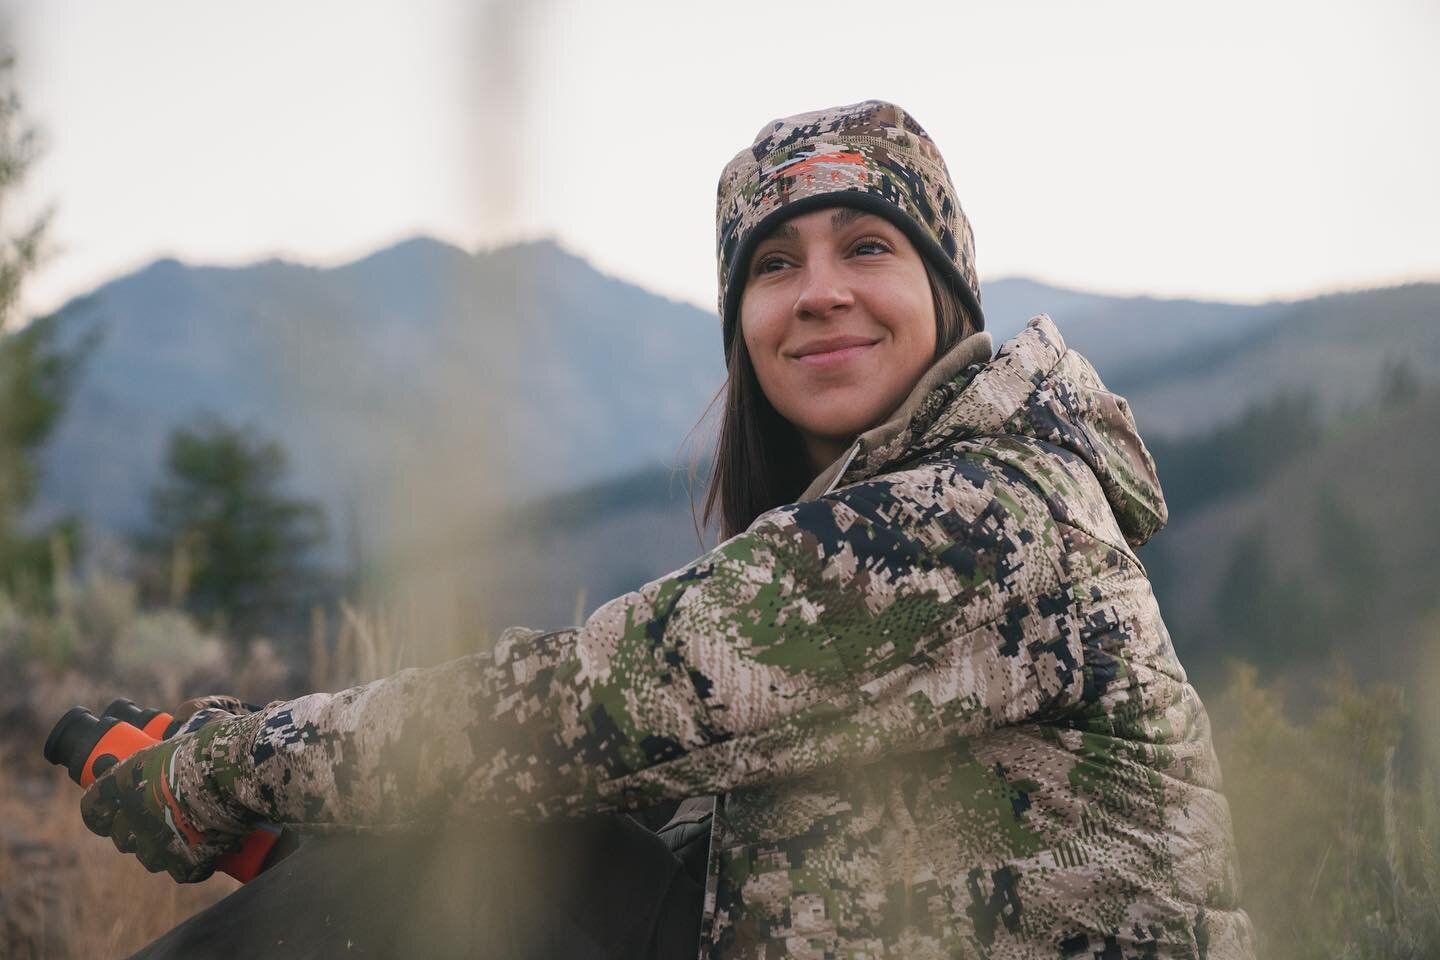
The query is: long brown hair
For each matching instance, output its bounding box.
[702,255,978,539]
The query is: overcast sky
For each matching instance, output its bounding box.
[8,0,1439,318]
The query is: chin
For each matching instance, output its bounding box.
[783,391,895,448]
[797,416,871,445]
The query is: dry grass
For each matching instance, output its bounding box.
[0,589,416,958]
[0,576,275,959]
[0,744,235,959]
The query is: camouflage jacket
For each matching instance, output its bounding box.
[175,316,1254,958]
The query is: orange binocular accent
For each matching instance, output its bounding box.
[102,698,176,740]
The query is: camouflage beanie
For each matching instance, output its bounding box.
[715,100,983,360]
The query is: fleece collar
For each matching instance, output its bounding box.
[801,315,1168,548]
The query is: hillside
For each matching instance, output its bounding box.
[1143,385,1440,693]
[979,277,1283,384]
[1115,284,1440,435]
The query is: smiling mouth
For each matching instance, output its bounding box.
[789,339,875,365]
[795,344,873,367]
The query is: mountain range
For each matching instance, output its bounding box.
[27,237,1440,616]
[36,238,727,558]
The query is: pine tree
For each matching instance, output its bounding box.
[147,415,327,635]
[0,51,76,594]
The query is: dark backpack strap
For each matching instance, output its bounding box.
[656,795,715,888]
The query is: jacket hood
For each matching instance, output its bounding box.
[803,315,1168,548]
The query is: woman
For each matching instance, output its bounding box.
[82,100,1255,958]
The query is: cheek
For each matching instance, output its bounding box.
[739,288,773,340]
[889,283,938,361]
[920,317,938,359]
[910,273,939,354]
[744,337,784,407]
[739,298,783,377]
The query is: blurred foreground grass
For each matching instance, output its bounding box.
[1214,664,1439,958]
[0,737,237,958]
[1,574,1436,958]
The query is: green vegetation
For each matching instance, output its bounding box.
[0,53,82,598]
[144,415,327,636]
[1213,665,1439,958]
[1144,364,1440,693]
[1146,391,1322,519]
[1212,530,1317,669]
[1210,487,1388,673]
[0,315,80,595]
[0,54,45,324]
[1121,366,1440,955]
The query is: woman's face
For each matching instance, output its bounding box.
[740,206,937,471]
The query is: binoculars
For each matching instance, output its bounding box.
[44,698,294,882]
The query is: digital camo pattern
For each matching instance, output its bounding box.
[833,313,1168,554]
[87,316,1254,957]
[716,100,983,354]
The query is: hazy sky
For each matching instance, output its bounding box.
[9,0,1439,318]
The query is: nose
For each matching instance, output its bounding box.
[792,255,852,320]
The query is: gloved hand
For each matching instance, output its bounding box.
[80,723,257,882]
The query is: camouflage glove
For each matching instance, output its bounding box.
[80,724,257,882]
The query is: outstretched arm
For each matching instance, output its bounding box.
[83,465,1083,879]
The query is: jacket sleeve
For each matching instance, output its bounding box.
[184,467,1085,831]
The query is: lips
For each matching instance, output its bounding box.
[790,335,880,366]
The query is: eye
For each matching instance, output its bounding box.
[751,252,791,276]
[851,237,892,257]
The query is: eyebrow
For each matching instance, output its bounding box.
[764,207,873,245]
[768,222,800,243]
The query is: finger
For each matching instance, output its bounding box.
[176,707,236,736]
[107,812,137,855]
[136,845,168,874]
[133,818,185,870]
[172,696,213,726]
[176,694,252,719]
[80,774,122,837]
[168,857,213,884]
[155,832,220,883]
